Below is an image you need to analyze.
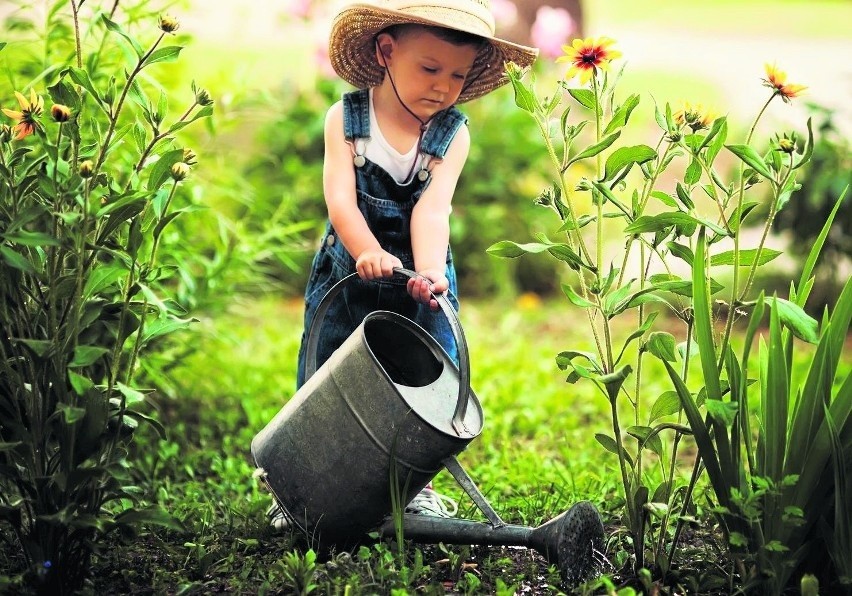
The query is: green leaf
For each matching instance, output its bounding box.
[627,425,663,456]
[561,283,596,309]
[710,248,783,267]
[2,231,59,247]
[693,228,722,402]
[487,240,548,258]
[143,46,183,67]
[68,371,95,395]
[762,296,819,343]
[70,345,110,367]
[509,74,538,113]
[647,332,678,362]
[594,433,633,468]
[649,391,681,423]
[116,382,146,406]
[67,67,103,107]
[101,14,143,57]
[564,87,596,110]
[705,399,739,427]
[684,157,702,185]
[602,144,657,182]
[603,94,640,135]
[114,506,185,532]
[0,246,38,274]
[726,144,773,179]
[568,131,621,166]
[146,149,184,191]
[624,212,700,235]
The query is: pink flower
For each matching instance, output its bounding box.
[491,0,518,28]
[531,6,577,60]
[287,0,311,19]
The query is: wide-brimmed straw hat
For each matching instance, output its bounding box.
[328,0,538,103]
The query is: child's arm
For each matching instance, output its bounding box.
[408,124,471,310]
[323,101,402,279]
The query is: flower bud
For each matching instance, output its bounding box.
[159,15,180,33]
[79,160,94,178]
[182,147,197,166]
[777,138,795,153]
[194,87,213,107]
[170,161,190,181]
[0,124,12,143]
[50,104,72,123]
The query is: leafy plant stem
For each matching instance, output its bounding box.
[592,74,603,286]
[124,180,178,383]
[93,31,166,178]
[718,93,775,362]
[127,100,198,191]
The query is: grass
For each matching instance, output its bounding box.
[79,294,723,594]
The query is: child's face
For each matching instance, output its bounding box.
[378,29,480,120]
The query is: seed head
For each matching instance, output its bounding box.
[194,87,213,107]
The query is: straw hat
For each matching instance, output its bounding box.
[328,0,538,103]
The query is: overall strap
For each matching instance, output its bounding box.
[419,107,468,159]
[342,89,371,141]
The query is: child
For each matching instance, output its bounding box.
[270,0,537,530]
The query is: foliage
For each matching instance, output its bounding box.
[771,102,852,306]
[0,1,211,592]
[488,38,846,592]
[661,208,851,594]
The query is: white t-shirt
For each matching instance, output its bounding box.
[353,88,428,184]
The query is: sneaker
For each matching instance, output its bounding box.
[267,500,293,531]
[405,486,458,518]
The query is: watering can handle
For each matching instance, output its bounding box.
[304,267,472,436]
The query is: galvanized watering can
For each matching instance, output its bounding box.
[252,269,604,583]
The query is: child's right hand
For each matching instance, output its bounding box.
[355,248,402,280]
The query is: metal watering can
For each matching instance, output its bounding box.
[252,269,604,583]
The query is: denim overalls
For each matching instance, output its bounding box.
[296,88,468,388]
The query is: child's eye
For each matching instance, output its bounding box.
[422,66,437,74]
[453,74,466,80]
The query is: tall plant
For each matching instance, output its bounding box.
[0,2,212,592]
[488,38,826,589]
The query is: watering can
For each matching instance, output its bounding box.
[252,268,604,583]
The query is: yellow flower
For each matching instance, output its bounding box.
[2,89,44,140]
[762,63,807,102]
[182,147,197,166]
[556,36,622,85]
[674,101,715,132]
[159,15,180,33]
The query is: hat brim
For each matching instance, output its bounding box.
[329,4,538,103]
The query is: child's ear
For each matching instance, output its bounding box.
[375,33,395,67]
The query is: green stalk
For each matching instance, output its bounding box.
[718,93,776,364]
[70,0,83,69]
[93,31,167,178]
[592,74,603,286]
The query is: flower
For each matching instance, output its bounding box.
[531,7,576,60]
[762,63,807,102]
[556,36,621,85]
[159,14,180,33]
[51,104,72,123]
[2,89,44,140]
[491,0,518,28]
[674,101,715,132]
[170,162,189,181]
[194,87,213,107]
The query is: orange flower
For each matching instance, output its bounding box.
[2,89,44,140]
[556,36,622,85]
[762,63,807,102]
[675,101,715,132]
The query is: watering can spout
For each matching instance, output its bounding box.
[379,501,604,585]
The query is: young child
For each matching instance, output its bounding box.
[270,0,537,530]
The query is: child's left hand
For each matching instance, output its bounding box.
[407,268,448,311]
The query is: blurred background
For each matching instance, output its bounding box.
[156,0,850,307]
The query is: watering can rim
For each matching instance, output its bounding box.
[304,268,474,436]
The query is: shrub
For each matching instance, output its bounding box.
[0,3,210,592]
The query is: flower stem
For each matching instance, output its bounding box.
[718,93,776,364]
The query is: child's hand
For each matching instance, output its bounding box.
[356,248,402,280]
[407,268,448,311]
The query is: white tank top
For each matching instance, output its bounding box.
[353,88,428,184]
